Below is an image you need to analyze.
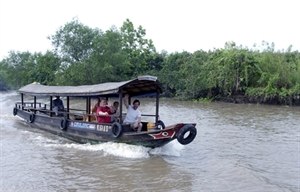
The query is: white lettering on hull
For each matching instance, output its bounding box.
[96,125,111,132]
[70,122,111,132]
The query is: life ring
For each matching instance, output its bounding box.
[111,122,122,138]
[13,107,17,116]
[157,120,165,130]
[60,117,68,130]
[177,124,197,145]
[29,113,35,123]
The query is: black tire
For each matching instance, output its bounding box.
[111,122,122,138]
[60,117,68,130]
[177,124,197,145]
[157,120,165,130]
[29,113,35,123]
[13,107,17,116]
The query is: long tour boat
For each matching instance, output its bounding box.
[13,75,197,148]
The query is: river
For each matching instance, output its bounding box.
[0,91,299,191]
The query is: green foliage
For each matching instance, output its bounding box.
[30,51,61,85]
[159,51,192,98]
[1,19,299,106]
[48,18,104,85]
[121,19,156,77]
[49,18,102,63]
[0,64,9,90]
[92,26,131,82]
[245,46,300,100]
[0,51,32,88]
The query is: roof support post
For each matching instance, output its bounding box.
[156,90,159,123]
[34,96,36,114]
[67,96,69,119]
[119,90,123,122]
[87,97,91,122]
[21,93,24,110]
[50,96,53,117]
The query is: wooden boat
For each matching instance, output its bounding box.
[13,75,197,148]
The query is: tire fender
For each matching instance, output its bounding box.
[111,122,122,138]
[157,120,165,130]
[29,113,35,123]
[177,124,197,145]
[60,117,68,130]
[13,107,17,116]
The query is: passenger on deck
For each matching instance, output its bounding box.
[89,97,100,121]
[52,96,65,116]
[96,98,114,123]
[123,94,142,132]
[111,101,120,122]
[91,97,101,114]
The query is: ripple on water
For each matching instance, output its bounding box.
[1,93,300,191]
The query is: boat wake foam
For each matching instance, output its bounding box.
[43,140,185,158]
[149,140,184,157]
[29,132,186,159]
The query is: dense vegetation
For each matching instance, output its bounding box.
[1,18,300,105]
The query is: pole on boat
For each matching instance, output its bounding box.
[67,96,69,119]
[21,93,24,110]
[34,96,36,114]
[119,89,123,122]
[87,96,91,122]
[156,90,159,123]
[50,96,53,117]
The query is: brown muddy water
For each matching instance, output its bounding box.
[1,91,299,191]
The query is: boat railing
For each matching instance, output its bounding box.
[69,108,85,112]
[15,101,46,109]
[15,101,159,123]
[141,114,156,117]
[68,108,87,121]
[15,102,86,120]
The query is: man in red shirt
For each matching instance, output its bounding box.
[96,99,114,123]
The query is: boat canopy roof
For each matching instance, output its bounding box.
[19,75,163,97]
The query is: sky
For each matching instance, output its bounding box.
[0,0,299,60]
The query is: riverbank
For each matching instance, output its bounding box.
[215,94,300,106]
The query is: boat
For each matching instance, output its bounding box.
[13,75,197,148]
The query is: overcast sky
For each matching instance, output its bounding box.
[0,0,299,60]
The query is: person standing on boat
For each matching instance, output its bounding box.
[52,96,65,116]
[123,94,142,132]
[96,98,114,123]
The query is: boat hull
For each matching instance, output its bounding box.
[15,109,196,148]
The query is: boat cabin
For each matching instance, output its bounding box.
[15,75,164,132]
[13,75,197,147]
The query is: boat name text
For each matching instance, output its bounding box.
[96,125,111,132]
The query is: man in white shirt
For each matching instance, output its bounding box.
[123,94,142,132]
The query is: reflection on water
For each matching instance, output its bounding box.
[0,92,299,191]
